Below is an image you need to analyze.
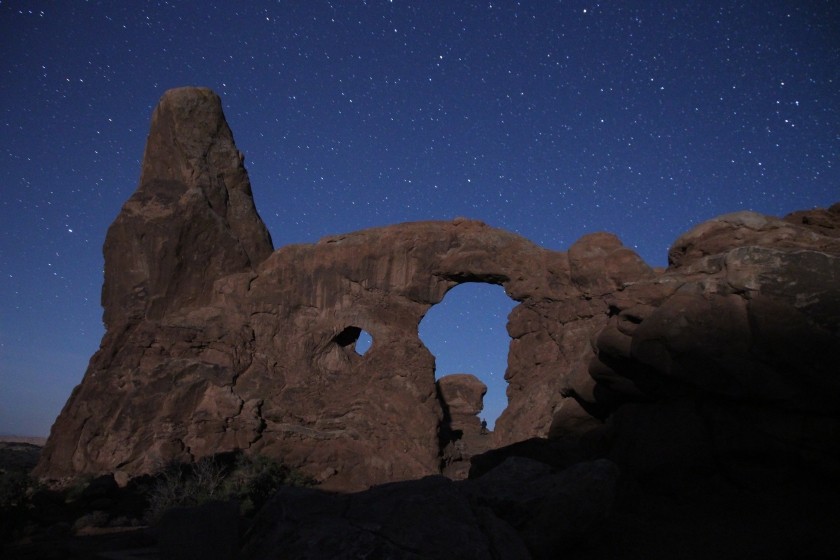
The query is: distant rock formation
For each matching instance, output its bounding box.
[437,373,487,437]
[437,373,491,478]
[34,86,840,514]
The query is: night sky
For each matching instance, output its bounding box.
[1,2,838,436]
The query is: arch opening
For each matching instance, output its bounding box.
[418,282,516,430]
[356,330,373,354]
[333,326,373,356]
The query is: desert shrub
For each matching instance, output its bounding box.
[64,475,95,504]
[0,469,30,508]
[0,469,37,543]
[71,509,110,533]
[223,453,313,514]
[145,457,226,523]
[144,452,313,523]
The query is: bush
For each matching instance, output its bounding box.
[224,454,313,514]
[0,469,38,543]
[71,510,110,533]
[145,452,313,523]
[0,469,30,508]
[145,457,226,523]
[63,474,104,506]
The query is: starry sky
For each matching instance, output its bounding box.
[1,1,838,436]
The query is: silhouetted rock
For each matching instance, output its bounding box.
[438,373,486,432]
[468,437,591,479]
[158,500,239,560]
[241,476,528,560]
[581,209,840,492]
[437,373,491,478]
[241,458,619,560]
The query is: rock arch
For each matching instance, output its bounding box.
[418,282,516,428]
[41,88,840,501]
[34,88,658,491]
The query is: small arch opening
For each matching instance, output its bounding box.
[418,282,516,430]
[356,330,373,354]
[333,326,373,356]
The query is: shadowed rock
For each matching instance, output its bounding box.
[437,373,490,478]
[240,459,619,560]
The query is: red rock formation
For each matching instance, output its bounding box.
[36,87,274,485]
[578,209,840,491]
[102,87,273,328]
[231,218,623,490]
[437,373,491,478]
[34,87,840,503]
[438,373,487,435]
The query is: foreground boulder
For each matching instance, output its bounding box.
[582,207,840,490]
[35,86,840,520]
[240,458,619,560]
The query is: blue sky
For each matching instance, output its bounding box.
[1,1,837,436]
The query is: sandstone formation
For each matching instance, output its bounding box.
[437,373,491,478]
[581,204,840,496]
[35,84,840,558]
[101,86,273,328]
[36,82,646,489]
[437,373,487,436]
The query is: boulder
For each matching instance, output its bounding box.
[240,476,530,560]
[576,201,840,505]
[783,201,840,237]
[241,459,619,560]
[437,373,490,479]
[158,500,240,560]
[437,373,487,434]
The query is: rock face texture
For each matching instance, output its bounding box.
[437,373,487,436]
[101,87,273,328]
[35,84,840,550]
[582,205,840,495]
[437,373,491,478]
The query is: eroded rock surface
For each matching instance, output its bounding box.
[438,373,486,435]
[437,373,492,478]
[35,87,840,519]
[102,86,273,328]
[582,208,840,489]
